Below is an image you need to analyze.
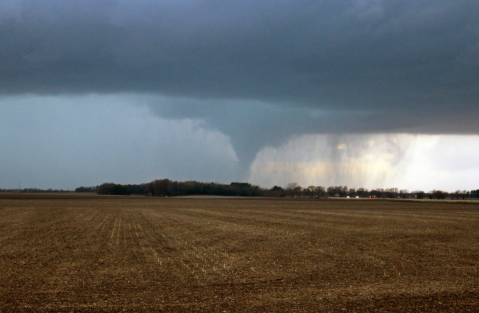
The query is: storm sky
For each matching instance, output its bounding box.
[1,0,478,191]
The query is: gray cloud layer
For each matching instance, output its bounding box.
[2,1,478,114]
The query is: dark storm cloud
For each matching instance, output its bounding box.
[2,1,478,107]
[2,0,479,138]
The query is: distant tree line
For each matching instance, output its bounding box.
[71,180,479,200]
[75,186,98,193]
[0,188,71,193]
[94,180,264,197]
[5,184,476,198]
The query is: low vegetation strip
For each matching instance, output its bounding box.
[0,195,478,312]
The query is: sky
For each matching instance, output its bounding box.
[1,0,478,191]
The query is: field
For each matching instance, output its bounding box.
[1,194,478,312]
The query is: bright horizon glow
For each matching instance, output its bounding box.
[248,134,479,192]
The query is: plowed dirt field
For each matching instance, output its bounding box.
[1,194,478,312]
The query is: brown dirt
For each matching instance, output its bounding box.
[0,195,478,312]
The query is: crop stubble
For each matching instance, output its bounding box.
[0,195,478,312]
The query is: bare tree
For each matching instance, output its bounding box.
[348,188,356,197]
[431,190,448,200]
[327,186,335,197]
[385,188,398,198]
[412,190,425,199]
[315,186,326,198]
[454,190,467,200]
[357,187,368,198]
[371,188,384,198]
[267,186,285,197]
[285,183,301,198]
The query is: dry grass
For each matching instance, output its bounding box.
[0,195,478,312]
